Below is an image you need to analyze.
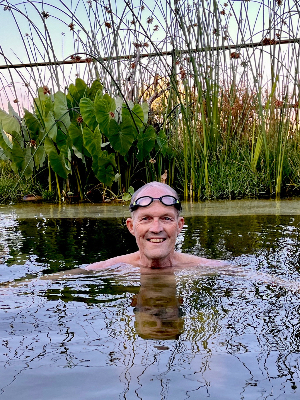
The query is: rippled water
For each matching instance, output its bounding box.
[1,201,300,399]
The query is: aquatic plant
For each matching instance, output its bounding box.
[0,78,170,202]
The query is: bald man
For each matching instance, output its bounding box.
[86,182,227,271]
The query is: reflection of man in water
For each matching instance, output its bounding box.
[133,272,184,340]
[86,181,225,270]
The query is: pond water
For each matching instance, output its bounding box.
[1,200,300,399]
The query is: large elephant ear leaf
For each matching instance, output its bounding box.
[0,108,20,135]
[80,97,98,130]
[75,78,87,97]
[54,91,71,133]
[69,122,90,157]
[48,151,69,179]
[136,126,156,162]
[122,103,144,132]
[34,144,46,169]
[92,151,116,186]
[24,109,42,141]
[94,93,116,136]
[107,119,135,156]
[9,139,33,179]
[44,137,69,179]
[82,126,102,157]
[11,140,24,173]
[87,80,103,100]
[22,147,34,179]
[44,112,57,141]
[156,130,170,156]
[67,78,87,105]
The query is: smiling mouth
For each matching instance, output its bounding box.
[147,238,166,243]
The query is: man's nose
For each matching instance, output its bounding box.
[149,218,163,232]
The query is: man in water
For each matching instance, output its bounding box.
[86,181,225,270]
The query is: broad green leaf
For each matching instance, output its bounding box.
[11,140,33,179]
[44,136,56,155]
[54,91,71,133]
[80,97,98,130]
[122,103,144,130]
[108,119,135,156]
[11,140,24,170]
[156,130,169,156]
[94,90,103,103]
[44,112,57,141]
[75,78,87,98]
[122,185,134,201]
[44,137,69,179]
[132,104,144,128]
[82,126,102,157]
[136,126,156,162]
[87,80,103,100]
[67,83,78,105]
[36,87,50,102]
[24,109,42,140]
[67,78,87,105]
[56,129,69,157]
[9,130,24,147]
[122,192,131,201]
[69,122,90,157]
[22,146,34,179]
[95,93,116,136]
[92,151,116,186]
[21,122,30,142]
[95,163,115,186]
[34,144,46,169]
[48,151,69,179]
[0,108,20,134]
[34,89,53,119]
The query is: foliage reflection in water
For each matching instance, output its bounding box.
[1,213,300,399]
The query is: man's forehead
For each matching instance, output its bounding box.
[137,186,173,197]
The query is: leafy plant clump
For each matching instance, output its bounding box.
[0,78,172,203]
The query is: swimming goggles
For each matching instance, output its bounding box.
[129,195,182,212]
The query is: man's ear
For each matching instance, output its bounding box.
[177,216,184,234]
[126,217,135,235]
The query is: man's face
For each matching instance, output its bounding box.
[126,187,184,266]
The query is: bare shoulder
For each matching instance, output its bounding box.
[85,252,140,270]
[175,252,229,268]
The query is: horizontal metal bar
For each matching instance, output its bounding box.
[0,38,299,70]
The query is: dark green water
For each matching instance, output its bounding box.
[1,202,300,399]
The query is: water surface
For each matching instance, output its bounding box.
[1,200,300,399]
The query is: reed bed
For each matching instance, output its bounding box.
[0,0,299,202]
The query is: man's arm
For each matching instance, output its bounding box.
[85,251,140,270]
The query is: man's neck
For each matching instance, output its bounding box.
[138,252,178,269]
